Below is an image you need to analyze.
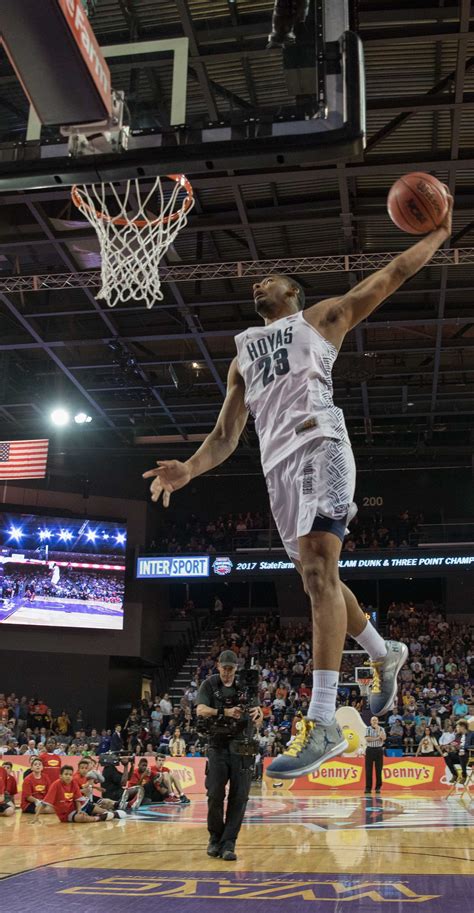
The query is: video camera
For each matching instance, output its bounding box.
[98,751,135,767]
[197,664,260,756]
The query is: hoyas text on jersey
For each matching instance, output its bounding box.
[246,326,293,362]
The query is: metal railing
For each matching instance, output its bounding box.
[144,519,474,556]
[412,521,474,546]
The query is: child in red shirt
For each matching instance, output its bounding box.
[2,762,18,800]
[21,758,54,814]
[42,765,125,822]
[40,738,62,782]
[0,766,15,817]
[74,759,118,813]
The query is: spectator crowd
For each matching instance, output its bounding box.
[147,508,427,555]
[2,602,471,774]
[1,567,124,603]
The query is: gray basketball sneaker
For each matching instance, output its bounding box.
[266,718,348,779]
[369,640,408,716]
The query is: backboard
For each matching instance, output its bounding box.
[0,0,365,190]
[1,0,112,127]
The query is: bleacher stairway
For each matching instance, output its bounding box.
[168,624,220,704]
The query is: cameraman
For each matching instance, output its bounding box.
[196,650,263,862]
[100,754,137,808]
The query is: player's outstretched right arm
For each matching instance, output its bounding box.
[143,358,248,505]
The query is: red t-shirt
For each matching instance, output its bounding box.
[128,765,158,787]
[152,766,169,785]
[72,772,91,794]
[4,773,17,797]
[44,778,82,822]
[0,767,7,800]
[41,753,62,782]
[21,773,50,810]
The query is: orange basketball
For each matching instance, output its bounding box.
[387,172,448,235]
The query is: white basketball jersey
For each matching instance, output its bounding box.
[235,311,350,476]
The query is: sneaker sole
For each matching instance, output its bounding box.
[266,738,348,780]
[371,643,409,716]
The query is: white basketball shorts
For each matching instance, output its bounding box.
[265,437,357,562]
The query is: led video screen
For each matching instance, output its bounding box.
[0,513,126,629]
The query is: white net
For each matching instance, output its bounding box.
[71,175,194,308]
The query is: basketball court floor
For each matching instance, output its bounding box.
[0,596,123,628]
[1,790,472,912]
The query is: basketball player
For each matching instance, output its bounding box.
[144,195,453,779]
[49,562,61,589]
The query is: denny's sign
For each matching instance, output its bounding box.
[263,756,447,791]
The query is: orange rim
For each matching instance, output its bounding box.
[71,174,194,227]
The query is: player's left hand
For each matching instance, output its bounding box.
[438,189,453,237]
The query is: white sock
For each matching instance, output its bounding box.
[308,670,339,724]
[354,621,387,661]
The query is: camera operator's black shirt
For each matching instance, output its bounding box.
[197,674,254,749]
[102,765,123,801]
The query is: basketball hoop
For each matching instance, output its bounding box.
[71,174,194,308]
[356,678,372,698]
[355,665,373,698]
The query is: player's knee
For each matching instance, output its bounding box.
[302,556,338,602]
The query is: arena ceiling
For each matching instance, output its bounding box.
[0,0,473,494]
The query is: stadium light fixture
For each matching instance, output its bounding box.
[74,412,92,424]
[50,407,70,427]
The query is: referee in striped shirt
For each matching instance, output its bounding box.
[364,715,386,794]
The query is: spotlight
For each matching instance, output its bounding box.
[115,532,126,545]
[51,407,70,427]
[59,529,72,542]
[86,530,97,542]
[39,530,52,541]
[191,362,200,369]
[74,412,92,424]
[8,526,23,541]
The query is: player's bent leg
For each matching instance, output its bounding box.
[341,581,408,715]
[267,531,347,779]
[70,811,102,823]
[40,804,56,814]
[0,802,15,817]
[91,801,125,820]
[95,797,116,810]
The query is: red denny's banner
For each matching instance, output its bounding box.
[1,756,206,800]
[263,756,450,790]
[3,755,450,800]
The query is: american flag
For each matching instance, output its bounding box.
[0,439,49,479]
